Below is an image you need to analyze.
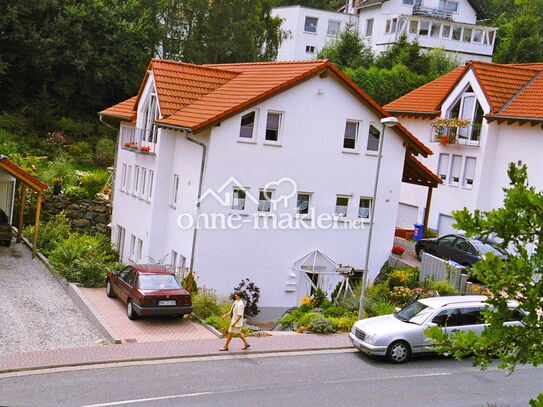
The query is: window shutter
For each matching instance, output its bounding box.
[463,157,476,186]
[438,153,449,180]
[450,155,462,183]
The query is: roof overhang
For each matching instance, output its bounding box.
[0,157,48,192]
[402,154,442,188]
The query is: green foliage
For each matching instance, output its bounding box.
[366,299,396,317]
[387,268,420,290]
[68,142,93,165]
[0,129,30,157]
[41,159,77,191]
[80,172,109,199]
[64,186,87,200]
[48,232,120,287]
[328,312,359,332]
[182,272,199,295]
[323,305,348,318]
[231,278,260,317]
[422,279,459,296]
[272,0,344,9]
[426,163,543,404]
[311,287,327,307]
[23,212,71,255]
[94,137,116,167]
[307,314,336,333]
[318,26,374,70]
[192,289,220,319]
[422,229,438,239]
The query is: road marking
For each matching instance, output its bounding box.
[83,392,213,407]
[0,348,357,378]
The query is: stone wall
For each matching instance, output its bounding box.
[42,194,110,235]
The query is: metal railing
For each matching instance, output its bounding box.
[430,123,481,146]
[412,6,453,20]
[120,126,158,155]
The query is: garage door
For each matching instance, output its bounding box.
[396,203,418,229]
[437,214,457,236]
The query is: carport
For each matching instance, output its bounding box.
[0,155,48,256]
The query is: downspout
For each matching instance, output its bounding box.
[184,131,207,272]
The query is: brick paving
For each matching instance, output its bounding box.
[0,333,352,373]
[79,287,216,343]
[393,237,421,267]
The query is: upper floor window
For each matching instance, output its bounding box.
[365,19,374,36]
[385,18,398,33]
[367,125,381,151]
[121,164,128,191]
[462,27,472,42]
[343,121,359,150]
[258,190,273,212]
[306,45,316,54]
[359,198,372,219]
[147,170,154,201]
[430,22,441,37]
[239,112,256,140]
[335,196,349,217]
[437,153,449,181]
[452,26,462,40]
[419,21,430,36]
[142,94,159,144]
[171,174,180,207]
[439,0,458,12]
[450,155,462,186]
[441,25,451,38]
[133,166,140,195]
[409,20,418,34]
[403,0,422,4]
[463,157,476,188]
[265,112,282,142]
[232,188,246,210]
[448,88,483,141]
[327,20,340,36]
[297,193,311,215]
[140,168,147,198]
[472,29,483,43]
[304,17,318,33]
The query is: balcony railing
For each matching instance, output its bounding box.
[412,6,453,20]
[430,123,482,146]
[120,126,158,155]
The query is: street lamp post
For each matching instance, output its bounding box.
[358,116,399,319]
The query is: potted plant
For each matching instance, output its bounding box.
[432,118,471,145]
[391,246,405,257]
[140,145,151,153]
[124,141,138,149]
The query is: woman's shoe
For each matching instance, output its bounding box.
[242,344,251,350]
[219,348,229,351]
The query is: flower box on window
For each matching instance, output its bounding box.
[124,141,138,149]
[140,146,151,153]
[432,118,472,145]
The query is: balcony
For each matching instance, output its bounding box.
[412,6,453,20]
[120,126,157,155]
[430,120,481,146]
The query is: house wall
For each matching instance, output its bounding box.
[0,170,16,223]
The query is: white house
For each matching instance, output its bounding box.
[273,0,496,64]
[100,59,437,319]
[384,61,543,237]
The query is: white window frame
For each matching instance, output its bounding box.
[449,154,462,186]
[147,170,154,201]
[238,110,257,142]
[116,225,126,259]
[129,234,136,258]
[385,18,398,34]
[136,238,143,261]
[296,192,312,216]
[439,0,459,12]
[304,16,318,33]
[335,195,350,217]
[133,166,140,195]
[120,164,128,192]
[140,168,147,199]
[343,120,360,151]
[232,187,247,211]
[437,153,450,181]
[171,250,178,273]
[258,189,273,212]
[126,165,133,194]
[365,18,374,36]
[327,20,341,36]
[462,156,476,188]
[366,124,381,152]
[142,93,160,146]
[171,174,180,208]
[409,20,419,34]
[358,197,373,220]
[264,111,284,144]
[305,45,316,54]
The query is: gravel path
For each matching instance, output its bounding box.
[0,243,106,355]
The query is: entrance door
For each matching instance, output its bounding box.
[0,182,13,222]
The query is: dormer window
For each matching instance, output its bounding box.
[439,0,458,12]
[142,94,159,144]
[448,86,483,142]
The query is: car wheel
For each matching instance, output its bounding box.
[106,280,116,298]
[127,300,138,320]
[386,341,411,363]
[417,248,426,261]
[4,240,11,247]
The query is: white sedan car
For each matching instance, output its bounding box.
[349,295,524,363]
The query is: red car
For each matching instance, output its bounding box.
[106,265,192,320]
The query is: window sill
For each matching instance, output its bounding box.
[303,31,318,35]
[365,151,379,157]
[228,211,250,217]
[263,141,282,147]
[237,138,256,145]
[461,185,474,190]
[342,149,360,155]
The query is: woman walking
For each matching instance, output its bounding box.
[219,291,251,351]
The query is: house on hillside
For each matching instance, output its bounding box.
[384,61,543,240]
[99,59,438,319]
[273,0,496,64]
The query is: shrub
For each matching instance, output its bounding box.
[182,272,198,295]
[425,280,459,296]
[336,296,359,313]
[48,233,120,287]
[323,305,348,318]
[307,315,336,333]
[297,312,323,328]
[387,268,419,290]
[80,172,109,199]
[64,186,87,199]
[68,142,93,164]
[231,278,260,317]
[366,299,396,316]
[42,159,77,191]
[191,289,219,319]
[388,286,415,304]
[311,287,327,308]
[329,312,359,332]
[23,212,71,255]
[423,229,437,239]
[94,137,116,167]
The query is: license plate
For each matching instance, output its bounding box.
[158,300,176,306]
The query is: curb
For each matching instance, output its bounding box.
[16,233,117,344]
[0,345,354,375]
[196,317,224,338]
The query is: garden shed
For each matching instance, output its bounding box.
[0,155,48,255]
[293,249,344,302]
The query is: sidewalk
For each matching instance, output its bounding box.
[0,333,352,374]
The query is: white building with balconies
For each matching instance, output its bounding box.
[273,0,497,63]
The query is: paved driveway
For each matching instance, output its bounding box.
[79,288,216,343]
[0,243,105,355]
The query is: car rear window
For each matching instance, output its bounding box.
[138,274,181,290]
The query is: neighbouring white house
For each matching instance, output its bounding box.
[384,61,543,238]
[100,59,439,319]
[273,0,497,64]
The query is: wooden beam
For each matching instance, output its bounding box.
[423,186,433,232]
[17,183,27,243]
[32,193,43,258]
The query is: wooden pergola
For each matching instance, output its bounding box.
[0,156,48,257]
[402,153,443,232]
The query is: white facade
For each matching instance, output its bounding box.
[111,71,415,319]
[395,71,543,236]
[273,1,496,64]
[0,169,16,223]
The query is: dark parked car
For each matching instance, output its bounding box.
[106,265,192,320]
[415,234,508,267]
[0,209,12,247]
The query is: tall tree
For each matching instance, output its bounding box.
[272,0,345,10]
[427,163,543,406]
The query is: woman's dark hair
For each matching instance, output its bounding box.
[234,290,243,298]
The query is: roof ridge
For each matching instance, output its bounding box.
[150,58,241,76]
[497,71,542,114]
[204,59,330,66]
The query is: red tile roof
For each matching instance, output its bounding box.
[385,61,543,123]
[101,59,432,156]
[403,154,443,187]
[0,157,48,191]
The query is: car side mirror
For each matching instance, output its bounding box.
[426,322,437,328]
[395,307,401,313]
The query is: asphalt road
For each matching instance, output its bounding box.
[1,350,542,407]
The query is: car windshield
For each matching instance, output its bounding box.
[138,274,181,290]
[395,301,435,325]
[471,240,508,257]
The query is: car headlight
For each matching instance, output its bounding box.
[365,333,378,345]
